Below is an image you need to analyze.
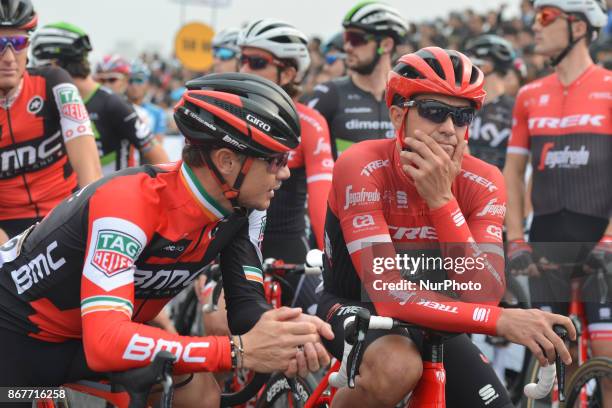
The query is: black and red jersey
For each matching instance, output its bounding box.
[0,162,268,374]
[322,139,508,335]
[508,65,612,219]
[0,66,93,221]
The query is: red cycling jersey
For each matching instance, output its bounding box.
[322,139,507,335]
[508,65,612,219]
[0,67,93,221]
[265,102,333,249]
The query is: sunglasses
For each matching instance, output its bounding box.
[403,99,476,127]
[239,54,285,70]
[213,47,237,61]
[0,36,29,54]
[97,76,122,85]
[325,53,346,65]
[259,152,289,173]
[535,7,577,27]
[129,77,147,85]
[343,31,376,47]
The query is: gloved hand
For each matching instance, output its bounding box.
[585,235,612,274]
[507,239,538,276]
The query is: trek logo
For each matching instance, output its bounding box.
[299,112,324,133]
[346,119,393,131]
[528,114,605,130]
[91,230,142,277]
[461,170,498,192]
[352,214,375,228]
[417,300,458,314]
[476,198,506,218]
[54,84,88,123]
[0,131,63,176]
[11,241,66,294]
[344,185,381,209]
[222,135,247,150]
[361,159,389,176]
[538,143,590,170]
[123,333,209,363]
[27,95,44,115]
[313,137,331,155]
[388,226,438,240]
[246,114,271,132]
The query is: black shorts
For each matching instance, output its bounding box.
[317,292,513,408]
[0,218,41,239]
[0,328,100,388]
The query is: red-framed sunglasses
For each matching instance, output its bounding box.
[239,53,285,70]
[259,152,289,173]
[535,7,578,27]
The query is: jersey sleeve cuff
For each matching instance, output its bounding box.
[217,336,233,371]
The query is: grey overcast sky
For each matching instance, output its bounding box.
[35,0,517,60]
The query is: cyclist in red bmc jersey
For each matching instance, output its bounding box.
[0,73,332,406]
[317,47,576,408]
[0,0,102,241]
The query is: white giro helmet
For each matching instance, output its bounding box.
[534,0,608,28]
[237,19,311,82]
[212,27,241,53]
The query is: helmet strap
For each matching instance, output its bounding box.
[550,19,585,67]
[396,107,410,149]
[199,150,254,212]
[352,38,382,75]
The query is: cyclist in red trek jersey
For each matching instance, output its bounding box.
[0,73,332,407]
[316,47,576,408]
[0,0,102,242]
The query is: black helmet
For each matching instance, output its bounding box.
[342,1,408,44]
[31,22,92,63]
[0,0,37,31]
[174,72,300,158]
[465,34,516,74]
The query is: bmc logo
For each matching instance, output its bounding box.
[123,333,209,363]
[0,131,63,174]
[361,159,389,176]
[352,214,375,228]
[528,114,605,130]
[11,241,66,294]
[246,114,271,131]
[417,300,459,314]
[388,226,437,240]
[222,135,247,150]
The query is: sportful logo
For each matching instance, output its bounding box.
[478,384,499,405]
[344,185,381,210]
[360,159,389,176]
[472,307,491,322]
[451,209,465,227]
[91,230,142,277]
[476,198,506,218]
[528,114,605,130]
[246,114,271,131]
[396,191,408,208]
[11,240,66,294]
[54,84,88,123]
[538,143,590,170]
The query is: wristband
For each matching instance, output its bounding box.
[229,336,238,369]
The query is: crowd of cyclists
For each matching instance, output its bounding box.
[0,0,610,407]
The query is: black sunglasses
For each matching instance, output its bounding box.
[402,99,476,127]
[239,54,284,70]
[343,31,377,47]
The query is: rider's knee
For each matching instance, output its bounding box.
[170,372,220,408]
[357,334,422,406]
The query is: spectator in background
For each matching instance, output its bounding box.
[127,60,168,141]
[94,54,130,94]
[211,28,240,73]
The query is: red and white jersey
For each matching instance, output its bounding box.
[322,139,507,335]
[508,65,612,219]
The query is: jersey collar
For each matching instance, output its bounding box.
[179,162,230,222]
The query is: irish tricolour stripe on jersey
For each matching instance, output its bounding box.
[84,217,147,292]
[81,295,133,318]
[243,265,263,284]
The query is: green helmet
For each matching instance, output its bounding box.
[342,1,408,43]
[31,22,92,64]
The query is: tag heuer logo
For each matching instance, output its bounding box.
[91,230,142,276]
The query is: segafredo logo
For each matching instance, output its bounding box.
[91,230,142,277]
[246,114,271,131]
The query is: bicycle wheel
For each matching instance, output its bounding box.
[254,373,321,408]
[519,355,552,408]
[564,357,612,408]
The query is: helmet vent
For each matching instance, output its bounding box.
[416,49,446,80]
[449,54,463,87]
[393,62,424,79]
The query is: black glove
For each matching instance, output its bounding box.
[585,236,612,274]
[506,239,535,273]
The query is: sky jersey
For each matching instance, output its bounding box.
[0,66,93,221]
[307,76,393,159]
[508,65,612,219]
[0,162,269,374]
[84,85,154,175]
[264,103,334,249]
[322,138,508,335]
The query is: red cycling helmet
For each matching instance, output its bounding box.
[386,47,486,144]
[95,54,131,75]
